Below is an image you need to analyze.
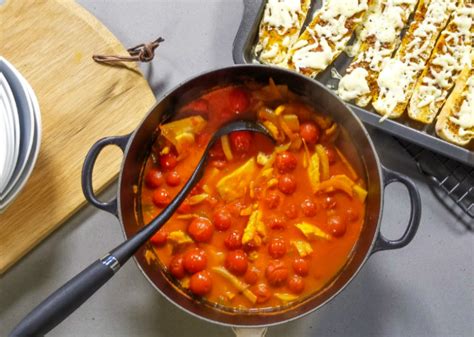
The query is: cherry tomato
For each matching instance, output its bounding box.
[229,87,250,114]
[187,98,209,114]
[189,270,212,296]
[253,283,272,304]
[229,131,252,154]
[169,255,185,279]
[145,168,164,188]
[209,141,225,160]
[328,215,347,237]
[160,153,178,170]
[275,151,297,173]
[243,241,259,252]
[225,250,248,276]
[265,260,289,286]
[244,267,259,285]
[226,202,244,217]
[288,275,305,294]
[322,196,337,209]
[220,107,235,121]
[268,237,287,259]
[213,208,232,231]
[211,160,226,169]
[300,122,320,145]
[166,170,181,186]
[224,230,243,250]
[177,199,192,214]
[346,207,360,222]
[292,258,310,276]
[152,188,171,207]
[301,198,318,217]
[188,217,213,243]
[326,146,337,164]
[267,215,286,230]
[183,248,207,274]
[285,203,298,219]
[190,183,203,196]
[278,174,297,194]
[265,191,281,209]
[150,230,168,246]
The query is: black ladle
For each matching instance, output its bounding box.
[10,120,273,337]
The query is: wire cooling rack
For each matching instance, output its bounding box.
[397,140,474,219]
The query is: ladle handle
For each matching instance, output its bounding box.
[9,258,116,337]
[11,121,272,336]
[9,150,204,336]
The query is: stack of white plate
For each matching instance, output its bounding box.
[0,57,42,213]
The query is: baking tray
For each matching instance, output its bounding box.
[232,0,474,167]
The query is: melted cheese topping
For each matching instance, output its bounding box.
[288,0,368,74]
[338,0,417,105]
[374,0,456,117]
[375,59,411,115]
[393,0,418,4]
[450,76,474,135]
[338,68,371,101]
[260,43,280,59]
[412,4,473,114]
[263,0,303,34]
[360,4,404,43]
[292,37,334,70]
[359,0,417,46]
[256,0,310,65]
[321,0,366,19]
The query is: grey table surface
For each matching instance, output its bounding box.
[1,1,473,336]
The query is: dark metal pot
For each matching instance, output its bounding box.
[82,65,421,327]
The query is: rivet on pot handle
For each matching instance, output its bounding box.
[81,134,131,217]
[372,166,422,253]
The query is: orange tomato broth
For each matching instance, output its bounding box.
[140,83,366,310]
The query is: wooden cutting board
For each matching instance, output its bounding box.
[0,0,156,274]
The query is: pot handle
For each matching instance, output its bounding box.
[81,134,131,217]
[372,166,422,253]
[232,328,268,337]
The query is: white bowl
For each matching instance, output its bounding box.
[0,73,20,193]
[0,93,10,187]
[0,84,15,192]
[0,57,41,211]
[0,58,35,198]
[2,72,21,169]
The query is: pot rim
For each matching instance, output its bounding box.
[115,64,385,328]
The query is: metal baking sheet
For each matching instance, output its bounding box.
[232,0,474,167]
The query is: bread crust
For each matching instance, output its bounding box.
[408,2,473,124]
[435,61,473,146]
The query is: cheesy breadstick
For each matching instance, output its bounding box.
[337,0,418,107]
[372,0,456,119]
[255,0,312,65]
[436,59,473,146]
[408,2,473,124]
[286,0,371,77]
